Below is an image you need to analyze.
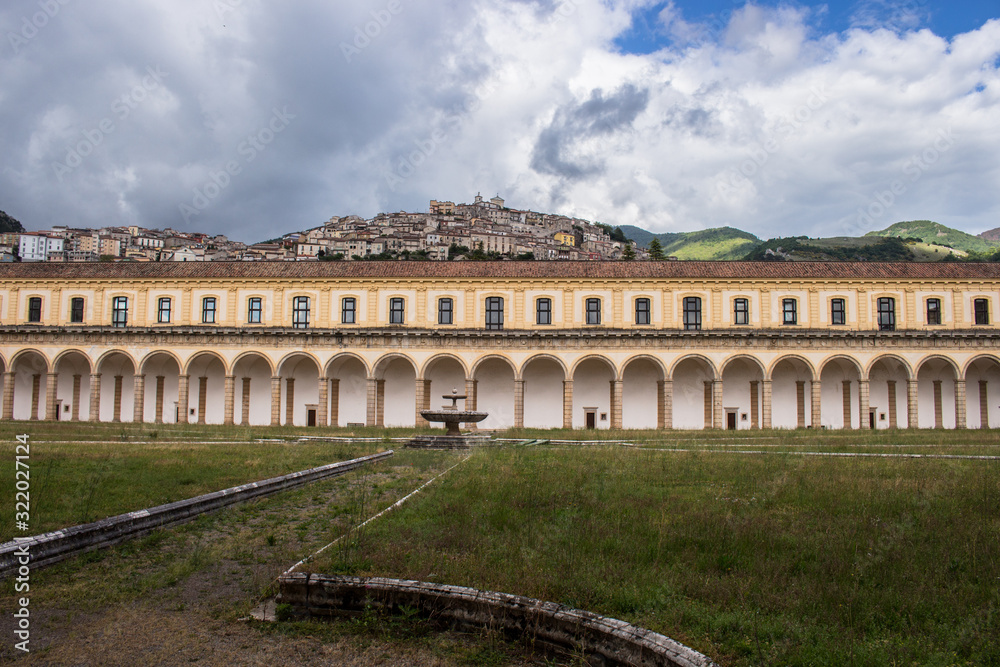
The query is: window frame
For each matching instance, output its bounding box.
[157,297,171,324]
[585,297,601,326]
[536,297,552,325]
[389,297,405,325]
[926,298,941,326]
[247,296,263,324]
[202,296,217,324]
[974,298,990,326]
[111,296,128,328]
[485,296,504,330]
[341,297,357,324]
[438,297,454,325]
[635,297,651,325]
[831,298,846,326]
[733,298,749,326]
[70,297,85,323]
[27,296,42,323]
[292,296,311,329]
[877,297,896,331]
[683,296,702,331]
[782,298,798,326]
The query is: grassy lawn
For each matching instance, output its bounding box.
[308,441,1000,666]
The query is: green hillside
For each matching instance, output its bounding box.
[621,225,761,260]
[866,220,998,255]
[745,236,922,262]
[0,210,25,234]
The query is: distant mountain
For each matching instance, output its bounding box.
[620,225,760,260]
[866,220,998,255]
[0,210,25,234]
[978,227,1000,242]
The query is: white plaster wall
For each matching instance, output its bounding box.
[233,356,273,426]
[280,358,319,426]
[820,363,857,429]
[55,354,92,421]
[622,361,659,429]
[185,356,224,424]
[771,361,812,428]
[671,360,712,430]
[13,369,45,420]
[475,359,515,429]
[333,359,368,426]
[572,359,613,429]
[868,363,909,429]
[965,361,1000,428]
[426,359,466,410]
[382,359,416,427]
[523,359,563,428]
[917,363,957,429]
[721,360,762,430]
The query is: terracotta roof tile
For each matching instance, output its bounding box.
[1,260,1000,281]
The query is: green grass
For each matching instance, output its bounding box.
[867,220,999,255]
[308,442,1000,666]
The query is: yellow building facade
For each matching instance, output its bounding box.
[1,261,999,431]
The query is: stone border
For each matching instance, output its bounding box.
[0,451,393,578]
[277,574,717,667]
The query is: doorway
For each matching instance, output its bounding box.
[584,408,597,429]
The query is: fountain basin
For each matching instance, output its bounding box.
[420,410,488,436]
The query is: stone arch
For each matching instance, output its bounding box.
[867,355,913,429]
[916,355,960,429]
[670,355,718,429]
[621,355,666,430]
[571,355,617,429]
[95,351,137,423]
[471,355,517,430]
[370,353,418,427]
[765,355,816,381]
[53,350,94,421]
[521,354,567,429]
[184,352,228,425]
[420,353,470,380]
[669,354,719,381]
[963,354,1000,429]
[324,352,369,427]
[277,353,322,427]
[141,352,182,424]
[232,352,274,426]
[720,355,766,430]
[9,349,51,421]
[819,355,864,429]
[770,355,818,429]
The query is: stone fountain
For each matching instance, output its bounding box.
[407,389,490,449]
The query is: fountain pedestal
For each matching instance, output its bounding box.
[407,390,489,449]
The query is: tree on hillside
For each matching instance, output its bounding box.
[648,238,665,260]
[610,227,628,243]
[622,243,636,261]
[0,210,25,234]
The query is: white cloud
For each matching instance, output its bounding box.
[0,0,997,241]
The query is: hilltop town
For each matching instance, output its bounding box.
[2,194,638,262]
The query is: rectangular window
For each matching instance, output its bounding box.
[831,298,846,325]
[586,298,601,325]
[438,297,453,325]
[877,297,896,331]
[70,297,85,323]
[974,298,989,325]
[926,298,941,325]
[389,297,405,324]
[247,297,262,324]
[342,297,356,324]
[683,296,702,331]
[782,298,797,325]
[635,298,651,325]
[157,297,171,324]
[485,297,503,330]
[536,298,551,325]
[202,297,217,324]
[112,296,128,328]
[733,298,749,325]
[27,297,42,323]
[292,296,310,329]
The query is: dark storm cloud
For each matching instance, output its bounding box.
[530,84,650,180]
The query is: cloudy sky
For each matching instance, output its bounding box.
[1,0,998,242]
